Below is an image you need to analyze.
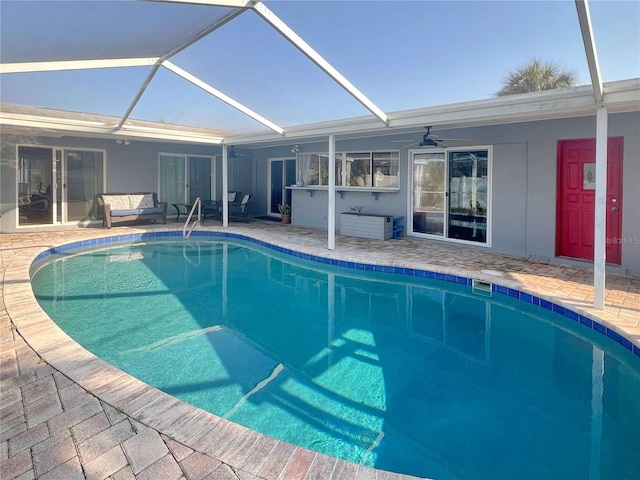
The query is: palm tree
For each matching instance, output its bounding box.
[496,58,578,96]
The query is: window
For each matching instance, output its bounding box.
[299,153,343,186]
[300,151,399,188]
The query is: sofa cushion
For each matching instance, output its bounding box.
[103,195,130,210]
[110,209,140,217]
[137,207,164,215]
[130,194,155,209]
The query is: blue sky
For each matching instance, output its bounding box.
[1,0,638,132]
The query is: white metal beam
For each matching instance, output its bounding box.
[328,133,336,250]
[575,0,603,103]
[146,0,255,7]
[593,106,608,309]
[222,145,230,227]
[118,8,248,129]
[0,57,159,74]
[162,61,284,135]
[253,2,388,126]
[117,65,162,130]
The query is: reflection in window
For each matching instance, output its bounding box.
[66,150,104,221]
[448,151,488,243]
[300,153,342,186]
[346,152,371,186]
[372,152,399,188]
[410,149,490,245]
[301,151,399,188]
[412,152,446,236]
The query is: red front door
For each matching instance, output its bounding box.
[556,138,623,264]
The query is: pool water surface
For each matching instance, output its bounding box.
[30,238,640,479]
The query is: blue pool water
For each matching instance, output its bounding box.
[31,238,640,479]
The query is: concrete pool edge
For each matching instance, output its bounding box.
[3,226,639,479]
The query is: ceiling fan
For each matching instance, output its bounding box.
[392,126,469,148]
[227,146,249,158]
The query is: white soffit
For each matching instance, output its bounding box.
[0,112,225,145]
[225,80,640,146]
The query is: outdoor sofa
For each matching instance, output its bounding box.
[97,192,167,229]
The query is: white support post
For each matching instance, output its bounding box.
[328,134,336,250]
[593,106,608,309]
[222,146,229,227]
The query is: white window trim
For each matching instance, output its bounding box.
[298,149,400,189]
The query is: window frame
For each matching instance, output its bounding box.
[298,149,400,190]
[408,146,492,247]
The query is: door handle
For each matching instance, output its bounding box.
[611,207,618,211]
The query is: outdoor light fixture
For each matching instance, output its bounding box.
[115,139,131,146]
[291,144,301,154]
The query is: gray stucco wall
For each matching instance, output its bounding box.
[0,133,220,232]
[254,112,638,275]
[2,111,638,275]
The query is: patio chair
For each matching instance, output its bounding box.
[202,191,245,222]
[202,200,220,221]
[231,193,252,218]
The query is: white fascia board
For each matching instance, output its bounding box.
[0,58,159,74]
[0,112,106,127]
[575,0,603,103]
[0,115,224,144]
[253,2,388,126]
[146,0,255,7]
[162,60,284,135]
[225,80,640,145]
[116,129,224,144]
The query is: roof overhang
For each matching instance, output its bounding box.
[0,107,226,144]
[2,79,638,147]
[224,79,640,147]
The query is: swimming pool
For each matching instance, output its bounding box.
[30,234,640,479]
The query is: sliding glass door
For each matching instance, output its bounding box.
[159,154,214,207]
[159,155,187,206]
[18,146,104,227]
[18,146,55,226]
[268,158,296,217]
[65,149,104,222]
[410,149,490,244]
[448,151,488,243]
[411,152,446,236]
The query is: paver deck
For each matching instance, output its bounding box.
[2,221,639,480]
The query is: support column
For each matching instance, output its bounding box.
[594,106,608,309]
[222,145,229,227]
[328,133,336,250]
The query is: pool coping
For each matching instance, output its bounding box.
[3,226,640,480]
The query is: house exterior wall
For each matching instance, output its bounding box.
[2,111,638,275]
[260,112,638,275]
[0,133,219,232]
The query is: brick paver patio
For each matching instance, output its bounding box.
[2,221,639,479]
